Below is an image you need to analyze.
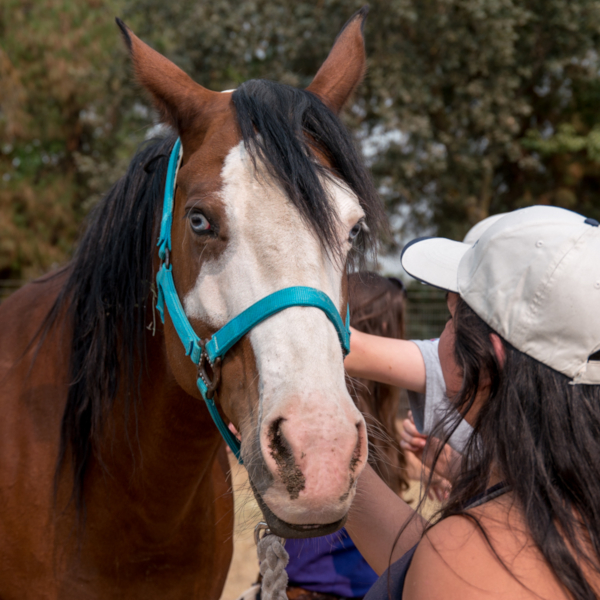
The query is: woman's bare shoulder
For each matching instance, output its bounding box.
[403,514,504,600]
[402,498,571,600]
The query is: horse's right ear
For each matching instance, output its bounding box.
[116,18,218,135]
[306,7,369,114]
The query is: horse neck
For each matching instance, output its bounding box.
[94,324,225,522]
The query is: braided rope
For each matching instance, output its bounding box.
[257,534,289,600]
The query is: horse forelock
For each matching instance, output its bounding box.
[232,79,383,267]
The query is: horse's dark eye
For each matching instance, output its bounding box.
[189,212,211,234]
[349,222,363,242]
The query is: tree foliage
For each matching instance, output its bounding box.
[0,0,145,278]
[1,0,600,278]
[362,0,600,242]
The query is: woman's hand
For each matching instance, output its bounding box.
[401,412,454,502]
[400,411,428,456]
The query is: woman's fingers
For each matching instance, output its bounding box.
[400,417,427,453]
[228,422,242,441]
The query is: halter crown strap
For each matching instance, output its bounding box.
[156,265,203,363]
[157,137,182,261]
[155,138,351,464]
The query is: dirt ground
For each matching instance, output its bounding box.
[219,455,263,600]
[219,449,438,600]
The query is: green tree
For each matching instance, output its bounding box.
[2,0,600,280]
[0,0,148,279]
[124,0,600,246]
[364,0,600,243]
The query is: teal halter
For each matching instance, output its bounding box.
[155,138,351,463]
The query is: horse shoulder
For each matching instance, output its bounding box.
[0,276,72,597]
[0,273,70,471]
[0,273,68,362]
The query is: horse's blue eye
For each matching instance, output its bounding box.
[190,212,211,234]
[349,222,362,241]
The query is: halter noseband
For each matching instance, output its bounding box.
[155,138,351,464]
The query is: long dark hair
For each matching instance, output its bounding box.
[347,272,409,495]
[232,79,385,266]
[45,135,175,516]
[430,296,600,598]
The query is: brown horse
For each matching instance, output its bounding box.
[0,8,384,600]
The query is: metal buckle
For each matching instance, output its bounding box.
[198,340,222,399]
[254,521,285,547]
[254,521,272,545]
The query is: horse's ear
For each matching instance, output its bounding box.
[306,7,369,114]
[116,18,217,134]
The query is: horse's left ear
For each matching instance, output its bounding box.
[307,6,369,114]
[116,18,218,136]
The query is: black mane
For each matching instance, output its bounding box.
[232,80,384,262]
[53,80,384,517]
[50,135,176,515]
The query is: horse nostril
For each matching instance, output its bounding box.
[267,417,305,500]
[268,417,288,462]
[350,422,364,473]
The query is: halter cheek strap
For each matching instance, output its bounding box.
[155,138,351,464]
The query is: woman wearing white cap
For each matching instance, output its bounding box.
[348,213,506,477]
[344,206,600,599]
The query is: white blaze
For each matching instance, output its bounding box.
[184,142,367,524]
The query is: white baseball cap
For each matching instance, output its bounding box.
[462,213,506,245]
[401,206,600,384]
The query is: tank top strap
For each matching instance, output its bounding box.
[464,481,509,509]
[364,482,510,600]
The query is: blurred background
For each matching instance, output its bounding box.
[3,4,598,596]
[1,0,600,332]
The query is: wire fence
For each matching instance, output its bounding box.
[405,285,448,341]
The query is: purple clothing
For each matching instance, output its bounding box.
[285,528,378,598]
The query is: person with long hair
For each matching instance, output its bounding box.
[344,206,600,599]
[350,273,452,502]
[396,214,507,484]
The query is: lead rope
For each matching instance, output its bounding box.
[254,522,289,600]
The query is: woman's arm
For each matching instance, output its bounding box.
[345,464,426,575]
[345,328,427,394]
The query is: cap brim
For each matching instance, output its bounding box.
[401,237,471,293]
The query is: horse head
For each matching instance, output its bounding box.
[117,8,383,538]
